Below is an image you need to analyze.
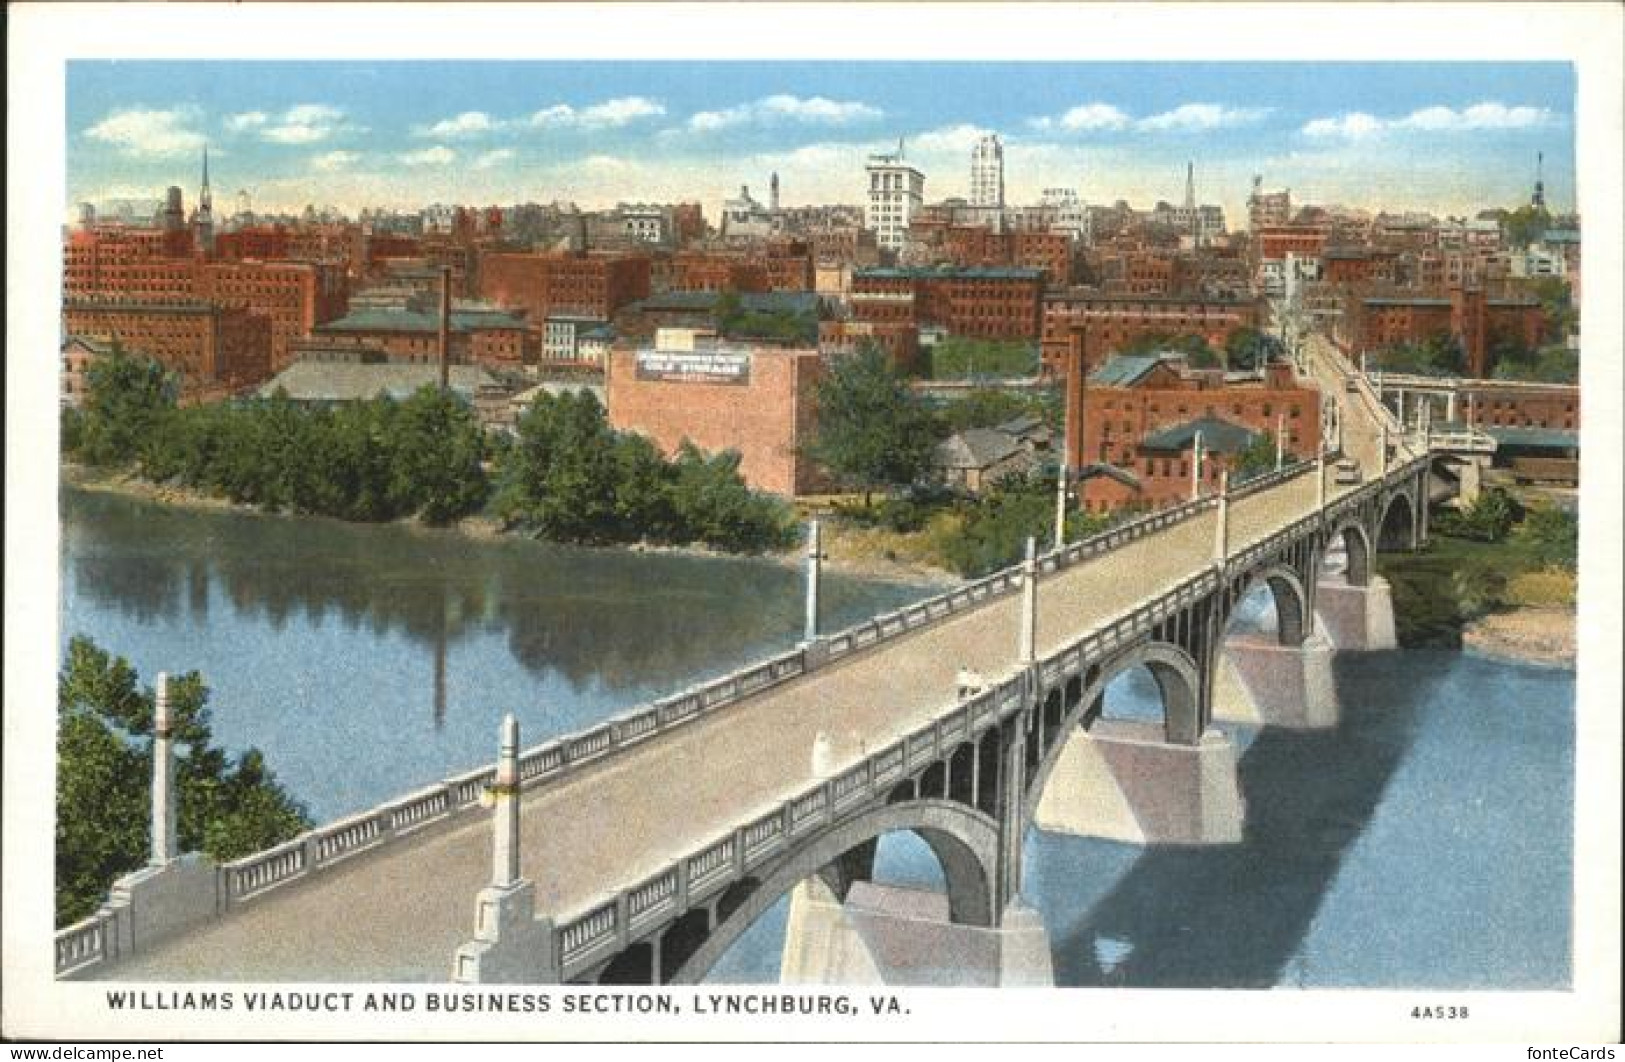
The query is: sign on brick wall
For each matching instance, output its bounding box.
[635,349,752,385]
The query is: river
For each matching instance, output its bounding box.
[58,486,1574,990]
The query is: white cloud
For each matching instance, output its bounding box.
[399,146,457,167]
[1303,101,1555,140]
[311,150,360,172]
[416,111,503,139]
[529,97,666,130]
[472,148,516,171]
[262,103,348,145]
[1029,103,1132,133]
[908,124,996,154]
[1137,103,1271,132]
[84,107,205,158]
[689,94,882,132]
[224,111,268,134]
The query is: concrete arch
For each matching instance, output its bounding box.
[1024,638,1205,814]
[1378,489,1417,551]
[1319,519,1373,587]
[663,799,1000,985]
[1222,564,1310,647]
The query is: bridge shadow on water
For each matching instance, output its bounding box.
[1035,652,1454,989]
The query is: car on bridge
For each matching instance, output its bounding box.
[1333,457,1362,485]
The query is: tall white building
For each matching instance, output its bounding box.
[970,134,1005,209]
[865,145,924,253]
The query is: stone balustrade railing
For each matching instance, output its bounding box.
[52,452,1331,977]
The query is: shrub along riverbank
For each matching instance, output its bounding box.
[1376,491,1576,654]
[61,350,796,555]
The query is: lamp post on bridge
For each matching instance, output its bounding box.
[1019,536,1038,665]
[1191,430,1205,501]
[1213,467,1230,566]
[1053,464,1069,551]
[151,673,176,866]
[805,518,823,644]
[1274,413,1285,471]
[1316,443,1327,510]
[492,713,521,888]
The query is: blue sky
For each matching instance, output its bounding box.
[66,61,1576,222]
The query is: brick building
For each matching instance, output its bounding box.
[64,227,350,375]
[851,267,1043,341]
[1339,288,1545,377]
[477,251,652,325]
[1454,382,1579,432]
[1062,354,1321,513]
[303,304,528,371]
[606,330,826,496]
[62,300,272,394]
[1041,291,1263,373]
[818,319,921,373]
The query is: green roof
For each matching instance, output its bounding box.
[1485,426,1579,451]
[1088,354,1175,387]
[316,307,526,335]
[1139,415,1258,454]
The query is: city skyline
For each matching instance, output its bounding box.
[68,61,1576,223]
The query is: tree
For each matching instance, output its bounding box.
[1501,204,1552,249]
[72,348,177,469]
[809,344,940,506]
[1224,327,1284,371]
[1513,504,1578,571]
[492,389,622,541]
[1120,331,1220,369]
[56,637,310,926]
[1230,430,1278,484]
[388,386,488,525]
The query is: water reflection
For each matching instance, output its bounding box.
[60,486,930,820]
[63,487,919,698]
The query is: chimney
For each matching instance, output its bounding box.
[1064,327,1086,474]
[438,265,452,393]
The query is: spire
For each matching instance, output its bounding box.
[1184,160,1195,211]
[1531,151,1546,210]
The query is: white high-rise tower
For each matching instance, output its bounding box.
[970,133,1005,209]
[865,140,924,253]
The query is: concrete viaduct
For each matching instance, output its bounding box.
[56,338,1429,986]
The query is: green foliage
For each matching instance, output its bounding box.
[73,349,178,468]
[1433,489,1520,543]
[1224,327,1284,371]
[1119,332,1220,369]
[67,367,490,526]
[926,338,1040,380]
[1526,277,1578,344]
[810,345,941,504]
[1375,333,1465,377]
[1493,342,1578,384]
[934,387,1059,436]
[1512,503,1578,571]
[1501,204,1552,249]
[493,389,795,553]
[714,289,817,345]
[1231,430,1278,484]
[56,636,310,927]
[937,472,1111,577]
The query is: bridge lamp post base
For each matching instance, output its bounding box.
[452,880,557,984]
[1032,721,1245,846]
[105,853,221,959]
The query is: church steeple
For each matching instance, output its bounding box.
[1531,151,1546,210]
[200,144,213,214]
[193,144,215,256]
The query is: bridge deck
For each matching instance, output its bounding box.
[97,464,1361,982]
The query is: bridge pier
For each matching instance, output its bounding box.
[1031,720,1244,845]
[1315,576,1398,652]
[1212,631,1340,729]
[781,881,1052,987]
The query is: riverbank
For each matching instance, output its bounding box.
[60,464,959,590]
[1463,608,1577,669]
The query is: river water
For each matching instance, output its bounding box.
[58,486,1573,990]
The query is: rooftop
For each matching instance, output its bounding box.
[1139,415,1259,454]
[257,361,501,403]
[855,266,1044,281]
[936,428,1026,471]
[1088,353,1178,387]
[315,307,526,335]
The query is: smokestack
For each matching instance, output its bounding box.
[1064,327,1086,475]
[438,265,452,393]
